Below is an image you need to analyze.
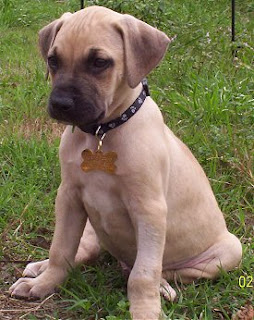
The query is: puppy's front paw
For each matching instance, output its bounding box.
[23,259,49,278]
[130,302,161,320]
[9,275,56,300]
[131,310,161,320]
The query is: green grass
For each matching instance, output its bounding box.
[0,0,253,319]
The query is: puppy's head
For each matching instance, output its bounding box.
[39,6,170,128]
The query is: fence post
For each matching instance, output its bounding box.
[231,0,235,42]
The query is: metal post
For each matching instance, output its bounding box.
[231,0,235,42]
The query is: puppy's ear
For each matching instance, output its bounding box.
[38,12,72,61]
[115,15,171,88]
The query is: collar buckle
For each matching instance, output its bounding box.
[95,125,106,151]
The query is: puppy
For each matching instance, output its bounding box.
[10,6,242,320]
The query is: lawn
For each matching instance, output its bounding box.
[0,0,253,319]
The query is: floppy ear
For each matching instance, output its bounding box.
[115,15,171,88]
[38,12,72,61]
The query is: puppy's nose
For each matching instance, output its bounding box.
[50,95,74,112]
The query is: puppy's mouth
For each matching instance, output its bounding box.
[48,81,105,129]
[49,107,105,127]
[76,111,105,131]
[48,93,105,127]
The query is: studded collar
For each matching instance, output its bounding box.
[78,79,150,136]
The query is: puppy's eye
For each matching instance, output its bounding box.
[93,58,109,69]
[47,56,58,71]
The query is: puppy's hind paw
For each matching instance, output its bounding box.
[160,278,176,302]
[22,259,49,278]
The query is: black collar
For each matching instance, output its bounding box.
[78,79,150,136]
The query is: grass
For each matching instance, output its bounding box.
[0,0,253,319]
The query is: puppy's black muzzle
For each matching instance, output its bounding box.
[48,79,104,126]
[50,94,74,113]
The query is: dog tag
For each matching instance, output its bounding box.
[81,149,117,174]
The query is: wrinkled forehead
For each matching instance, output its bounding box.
[51,7,123,59]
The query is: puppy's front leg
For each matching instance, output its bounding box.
[127,198,167,320]
[10,184,86,299]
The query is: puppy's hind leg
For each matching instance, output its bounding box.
[163,232,242,283]
[75,219,101,264]
[23,259,49,278]
[160,278,176,302]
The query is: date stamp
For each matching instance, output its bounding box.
[238,275,253,288]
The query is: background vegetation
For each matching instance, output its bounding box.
[0,0,253,319]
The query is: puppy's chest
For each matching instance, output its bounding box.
[81,173,131,236]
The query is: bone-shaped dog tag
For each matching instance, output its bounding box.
[81,149,117,174]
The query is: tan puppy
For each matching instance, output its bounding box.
[10,6,242,320]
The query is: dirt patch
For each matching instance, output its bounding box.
[232,302,254,320]
[0,291,66,320]
[14,117,65,143]
[0,261,77,320]
[0,262,76,320]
